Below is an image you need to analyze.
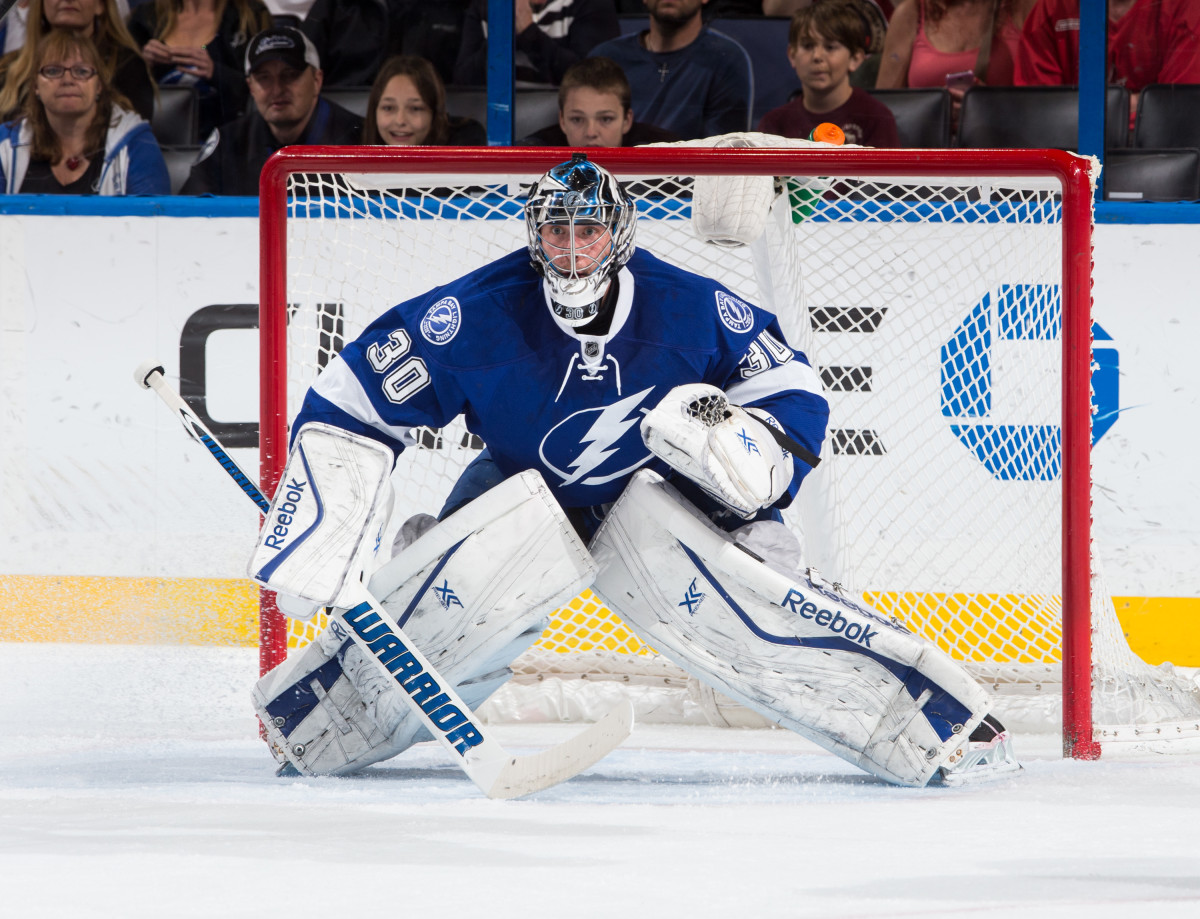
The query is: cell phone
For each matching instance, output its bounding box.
[945,70,976,92]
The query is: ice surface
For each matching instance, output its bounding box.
[2,643,1199,918]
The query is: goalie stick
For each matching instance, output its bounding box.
[134,360,634,799]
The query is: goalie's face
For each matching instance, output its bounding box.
[538,221,614,279]
[525,157,635,327]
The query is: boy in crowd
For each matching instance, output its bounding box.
[521,56,680,146]
[758,1,898,147]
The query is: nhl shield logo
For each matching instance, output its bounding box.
[420,296,461,345]
[715,290,754,333]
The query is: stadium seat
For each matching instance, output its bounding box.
[151,85,199,147]
[867,88,951,147]
[1103,148,1200,202]
[515,88,562,140]
[1133,85,1200,149]
[161,146,201,195]
[443,87,562,141]
[445,86,488,126]
[321,87,372,119]
[956,86,1130,150]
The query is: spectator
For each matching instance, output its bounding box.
[386,0,471,86]
[454,0,620,86]
[765,0,894,14]
[521,55,681,145]
[758,1,899,145]
[0,0,154,122]
[589,0,753,140]
[710,0,766,12]
[180,25,360,194]
[362,54,485,145]
[1016,0,1200,121]
[128,0,272,138]
[764,0,889,88]
[0,1,33,55]
[876,0,1033,110]
[291,0,389,87]
[0,28,169,193]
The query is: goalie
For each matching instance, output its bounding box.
[250,154,1020,787]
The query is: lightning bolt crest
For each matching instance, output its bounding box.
[557,387,654,487]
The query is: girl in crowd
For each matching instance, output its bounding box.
[362,55,485,146]
[0,28,168,193]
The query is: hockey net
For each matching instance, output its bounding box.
[258,141,1200,757]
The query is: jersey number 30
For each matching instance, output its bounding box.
[367,329,431,405]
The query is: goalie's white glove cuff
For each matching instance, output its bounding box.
[640,383,791,517]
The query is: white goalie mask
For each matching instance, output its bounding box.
[525,155,635,327]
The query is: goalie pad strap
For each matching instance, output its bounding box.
[746,408,821,469]
[590,470,992,787]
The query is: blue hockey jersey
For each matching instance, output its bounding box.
[293,247,829,514]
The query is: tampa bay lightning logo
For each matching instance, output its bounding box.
[715,290,754,334]
[420,296,461,345]
[540,387,654,487]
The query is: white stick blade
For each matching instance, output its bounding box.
[482,700,635,800]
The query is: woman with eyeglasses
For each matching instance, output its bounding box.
[0,28,168,193]
[0,0,155,123]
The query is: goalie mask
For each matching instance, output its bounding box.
[525,155,635,327]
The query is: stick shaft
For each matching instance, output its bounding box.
[143,367,270,513]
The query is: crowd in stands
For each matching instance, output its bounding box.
[0,0,1195,198]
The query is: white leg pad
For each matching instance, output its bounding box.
[254,469,597,776]
[590,470,993,787]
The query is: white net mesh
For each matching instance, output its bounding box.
[265,146,1200,748]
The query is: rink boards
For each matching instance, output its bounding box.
[1,208,1199,664]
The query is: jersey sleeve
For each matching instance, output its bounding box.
[289,309,468,458]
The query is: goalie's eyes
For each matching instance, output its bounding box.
[539,224,610,250]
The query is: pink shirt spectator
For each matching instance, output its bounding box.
[1015,0,1200,92]
[907,0,1021,87]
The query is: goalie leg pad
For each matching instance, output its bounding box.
[254,625,395,776]
[589,470,995,787]
[254,470,596,776]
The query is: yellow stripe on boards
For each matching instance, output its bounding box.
[0,575,260,646]
[3,576,1197,668]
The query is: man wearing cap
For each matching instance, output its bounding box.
[181,26,363,196]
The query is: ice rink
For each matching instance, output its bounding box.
[2,642,1199,918]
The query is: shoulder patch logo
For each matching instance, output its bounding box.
[716,290,754,334]
[420,296,461,345]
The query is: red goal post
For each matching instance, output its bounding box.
[258,144,1100,756]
